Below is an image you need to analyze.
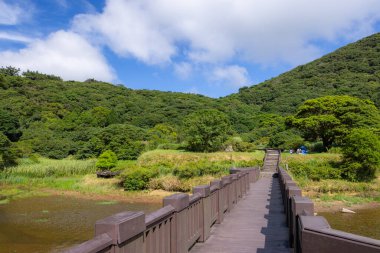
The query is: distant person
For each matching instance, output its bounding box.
[290,149,294,154]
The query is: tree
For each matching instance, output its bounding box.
[96,150,118,171]
[0,132,18,168]
[184,110,231,152]
[0,66,20,76]
[341,129,380,181]
[148,123,178,148]
[268,130,304,150]
[0,109,22,141]
[287,95,380,150]
[22,70,62,81]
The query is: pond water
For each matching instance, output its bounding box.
[319,207,380,240]
[0,195,161,253]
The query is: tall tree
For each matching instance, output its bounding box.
[286,95,380,150]
[184,110,231,152]
[0,132,18,168]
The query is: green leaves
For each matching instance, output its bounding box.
[341,129,380,181]
[184,110,231,152]
[288,95,380,150]
[96,150,118,171]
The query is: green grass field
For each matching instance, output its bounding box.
[281,153,380,208]
[0,150,264,202]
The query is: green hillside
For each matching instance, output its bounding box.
[233,33,380,114]
[0,72,262,159]
[1,33,380,160]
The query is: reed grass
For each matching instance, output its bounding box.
[3,158,97,178]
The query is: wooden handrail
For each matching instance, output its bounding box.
[62,168,258,253]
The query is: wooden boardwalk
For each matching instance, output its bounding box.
[190,173,290,253]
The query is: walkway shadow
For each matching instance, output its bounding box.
[257,176,290,253]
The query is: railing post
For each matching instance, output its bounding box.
[210,180,224,224]
[231,174,238,204]
[193,185,211,242]
[94,211,146,253]
[283,179,297,213]
[222,175,232,212]
[237,173,243,198]
[291,196,314,252]
[163,193,190,253]
[245,171,250,191]
[285,184,302,226]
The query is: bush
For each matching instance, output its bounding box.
[148,175,183,191]
[156,143,184,150]
[173,166,201,179]
[290,163,342,181]
[288,160,342,181]
[341,129,380,181]
[122,167,159,190]
[96,150,118,171]
[223,137,256,152]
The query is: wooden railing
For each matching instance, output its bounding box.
[63,167,260,253]
[278,167,380,253]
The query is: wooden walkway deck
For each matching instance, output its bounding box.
[190,173,290,253]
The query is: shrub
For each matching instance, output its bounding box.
[173,166,201,179]
[288,160,342,181]
[223,137,256,152]
[96,150,118,171]
[148,175,183,191]
[341,129,380,181]
[122,167,159,190]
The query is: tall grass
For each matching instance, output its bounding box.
[3,158,97,178]
[282,153,380,206]
[120,150,264,191]
[137,150,264,168]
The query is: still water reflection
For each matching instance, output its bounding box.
[0,195,161,253]
[319,207,380,240]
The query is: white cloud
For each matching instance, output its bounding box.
[174,62,192,79]
[0,0,24,25]
[72,0,380,68]
[0,32,33,43]
[73,0,176,64]
[211,65,250,87]
[0,30,115,82]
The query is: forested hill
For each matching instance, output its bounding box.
[232,33,380,114]
[0,75,260,131]
[1,32,380,159]
[0,72,264,158]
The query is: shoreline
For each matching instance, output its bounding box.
[0,183,174,206]
[313,200,380,213]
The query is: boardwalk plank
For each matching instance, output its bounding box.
[190,174,290,253]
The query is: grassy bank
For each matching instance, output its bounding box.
[0,150,264,204]
[281,153,380,211]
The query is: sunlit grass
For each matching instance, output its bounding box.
[4,158,97,178]
[282,153,380,207]
[137,149,264,167]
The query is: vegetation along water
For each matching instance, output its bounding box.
[0,33,380,250]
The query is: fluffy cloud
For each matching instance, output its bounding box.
[0,30,115,82]
[73,0,380,67]
[0,0,25,25]
[211,65,250,87]
[73,0,176,64]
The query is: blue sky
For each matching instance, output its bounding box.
[1,0,380,98]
